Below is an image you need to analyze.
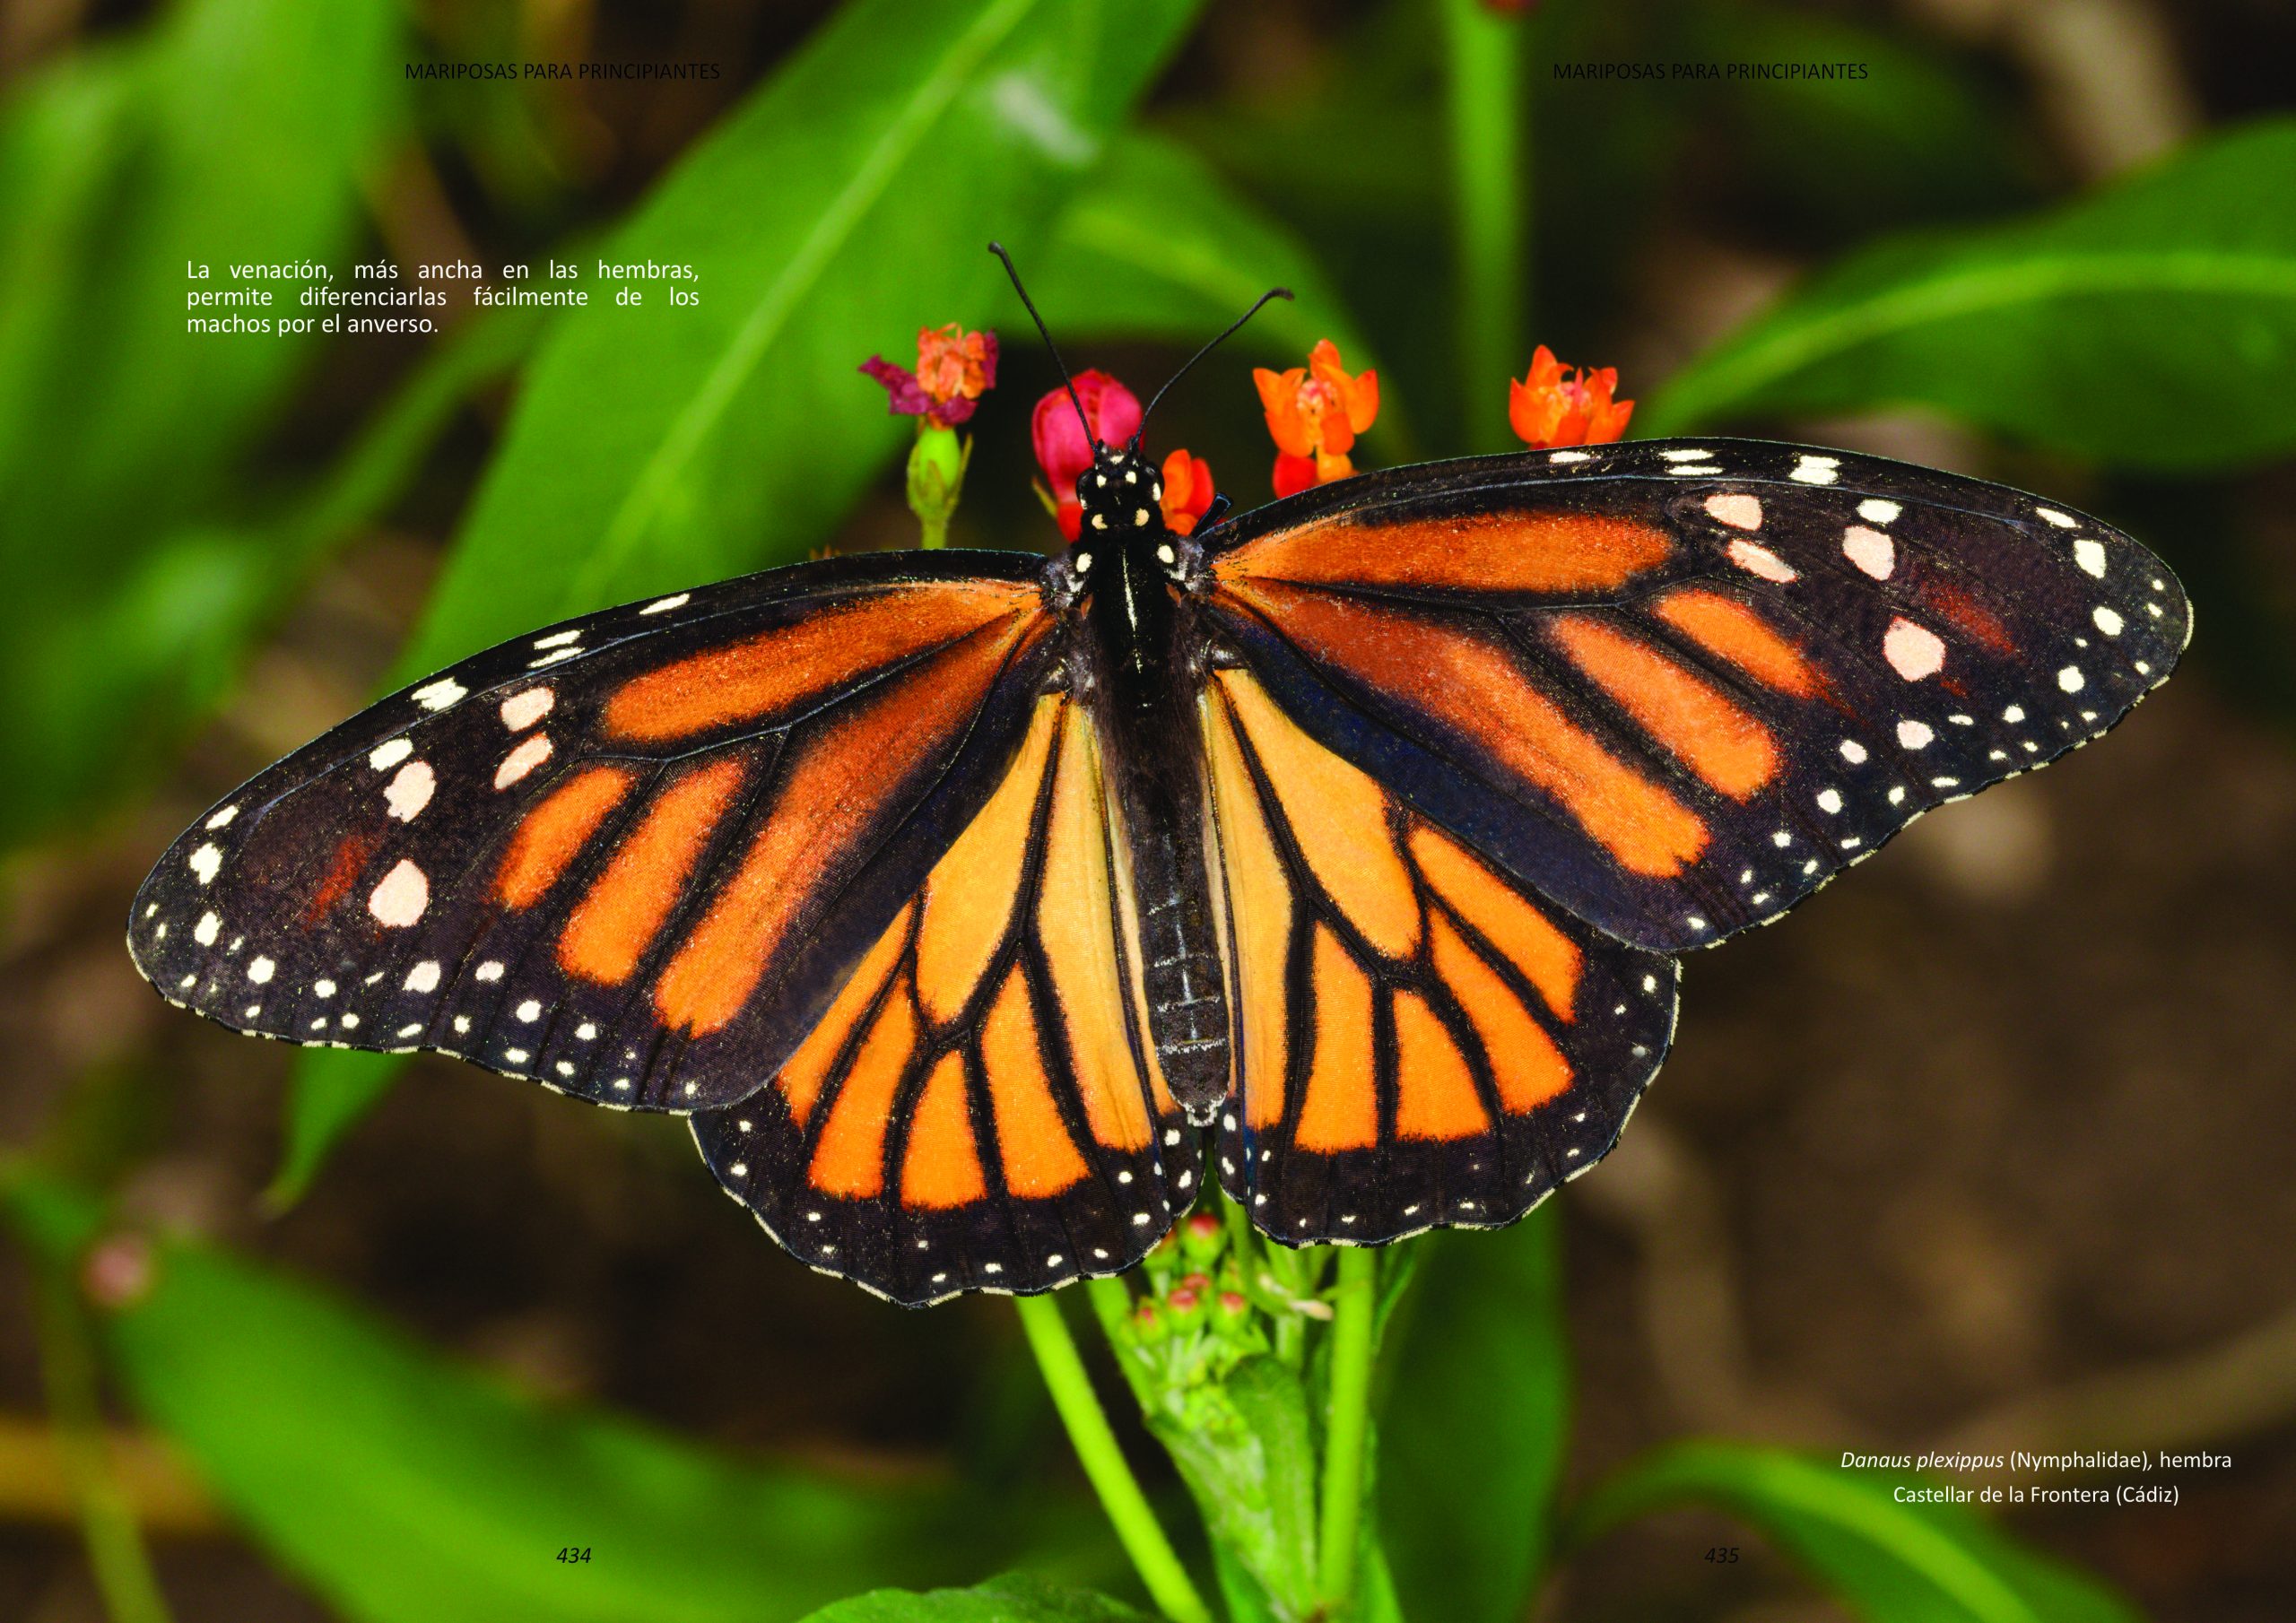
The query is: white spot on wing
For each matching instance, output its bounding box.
[641,594,690,615]
[1897,719,1935,750]
[1841,525,1894,579]
[384,759,435,821]
[205,805,239,829]
[369,738,413,771]
[1883,617,1945,681]
[1839,740,1867,763]
[1857,499,1900,525]
[1816,788,1843,814]
[500,688,554,730]
[1705,493,1762,530]
[2036,507,2079,529]
[475,960,504,982]
[1726,540,1797,582]
[533,629,581,649]
[494,733,552,789]
[248,956,274,985]
[2092,605,2124,637]
[1788,455,1839,484]
[413,678,465,711]
[188,844,223,884]
[369,860,429,927]
[2057,664,2085,693]
[2073,538,2108,577]
[194,912,221,946]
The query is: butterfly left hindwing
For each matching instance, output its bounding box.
[691,691,1199,1305]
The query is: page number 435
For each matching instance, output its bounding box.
[1703,1547,1741,1565]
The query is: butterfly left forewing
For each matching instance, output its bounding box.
[691,692,1198,1305]
[128,553,1061,1113]
[1200,666,1675,1245]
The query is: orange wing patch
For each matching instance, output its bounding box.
[1215,671,1420,959]
[1549,615,1778,799]
[1295,926,1378,1152]
[983,970,1090,1198]
[655,616,1036,1037]
[1392,993,1492,1141]
[914,702,1058,1023]
[1222,579,1708,878]
[559,756,745,985]
[603,581,1039,743]
[1426,913,1571,1113]
[1652,588,1822,699]
[1407,825,1579,1020]
[776,903,913,1125]
[900,1053,987,1210]
[807,979,918,1198]
[495,767,636,908]
[1202,686,1292,1130]
[1217,510,1673,595]
[1037,705,1153,1151]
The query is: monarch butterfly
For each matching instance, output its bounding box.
[130,251,2188,1306]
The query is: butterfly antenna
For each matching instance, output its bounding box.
[1140,286,1295,430]
[988,241,1094,447]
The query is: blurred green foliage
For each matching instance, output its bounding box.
[1572,1443,2143,1623]
[3,1168,1092,1623]
[7,0,2292,1618]
[1648,118,2296,464]
[0,0,410,850]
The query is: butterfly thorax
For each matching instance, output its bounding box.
[1070,441,1230,1122]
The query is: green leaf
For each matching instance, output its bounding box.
[1571,1442,2142,1623]
[1682,1,2033,236]
[0,0,407,848]
[797,1573,1151,1623]
[1378,1208,1570,1623]
[1645,118,2296,469]
[0,1171,1014,1623]
[398,0,1204,686]
[1027,129,1380,372]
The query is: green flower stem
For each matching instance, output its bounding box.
[1013,1293,1213,1623]
[31,1260,174,1623]
[1440,0,1530,452]
[1315,1246,1380,1610]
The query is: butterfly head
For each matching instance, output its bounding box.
[1073,438,1170,551]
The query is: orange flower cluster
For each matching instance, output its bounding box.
[1507,344,1633,448]
[1254,340,1379,497]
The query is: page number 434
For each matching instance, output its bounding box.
[556,1548,591,1566]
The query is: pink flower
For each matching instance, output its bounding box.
[1032,369,1142,541]
[860,322,998,427]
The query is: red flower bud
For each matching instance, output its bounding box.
[1031,369,1142,495]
